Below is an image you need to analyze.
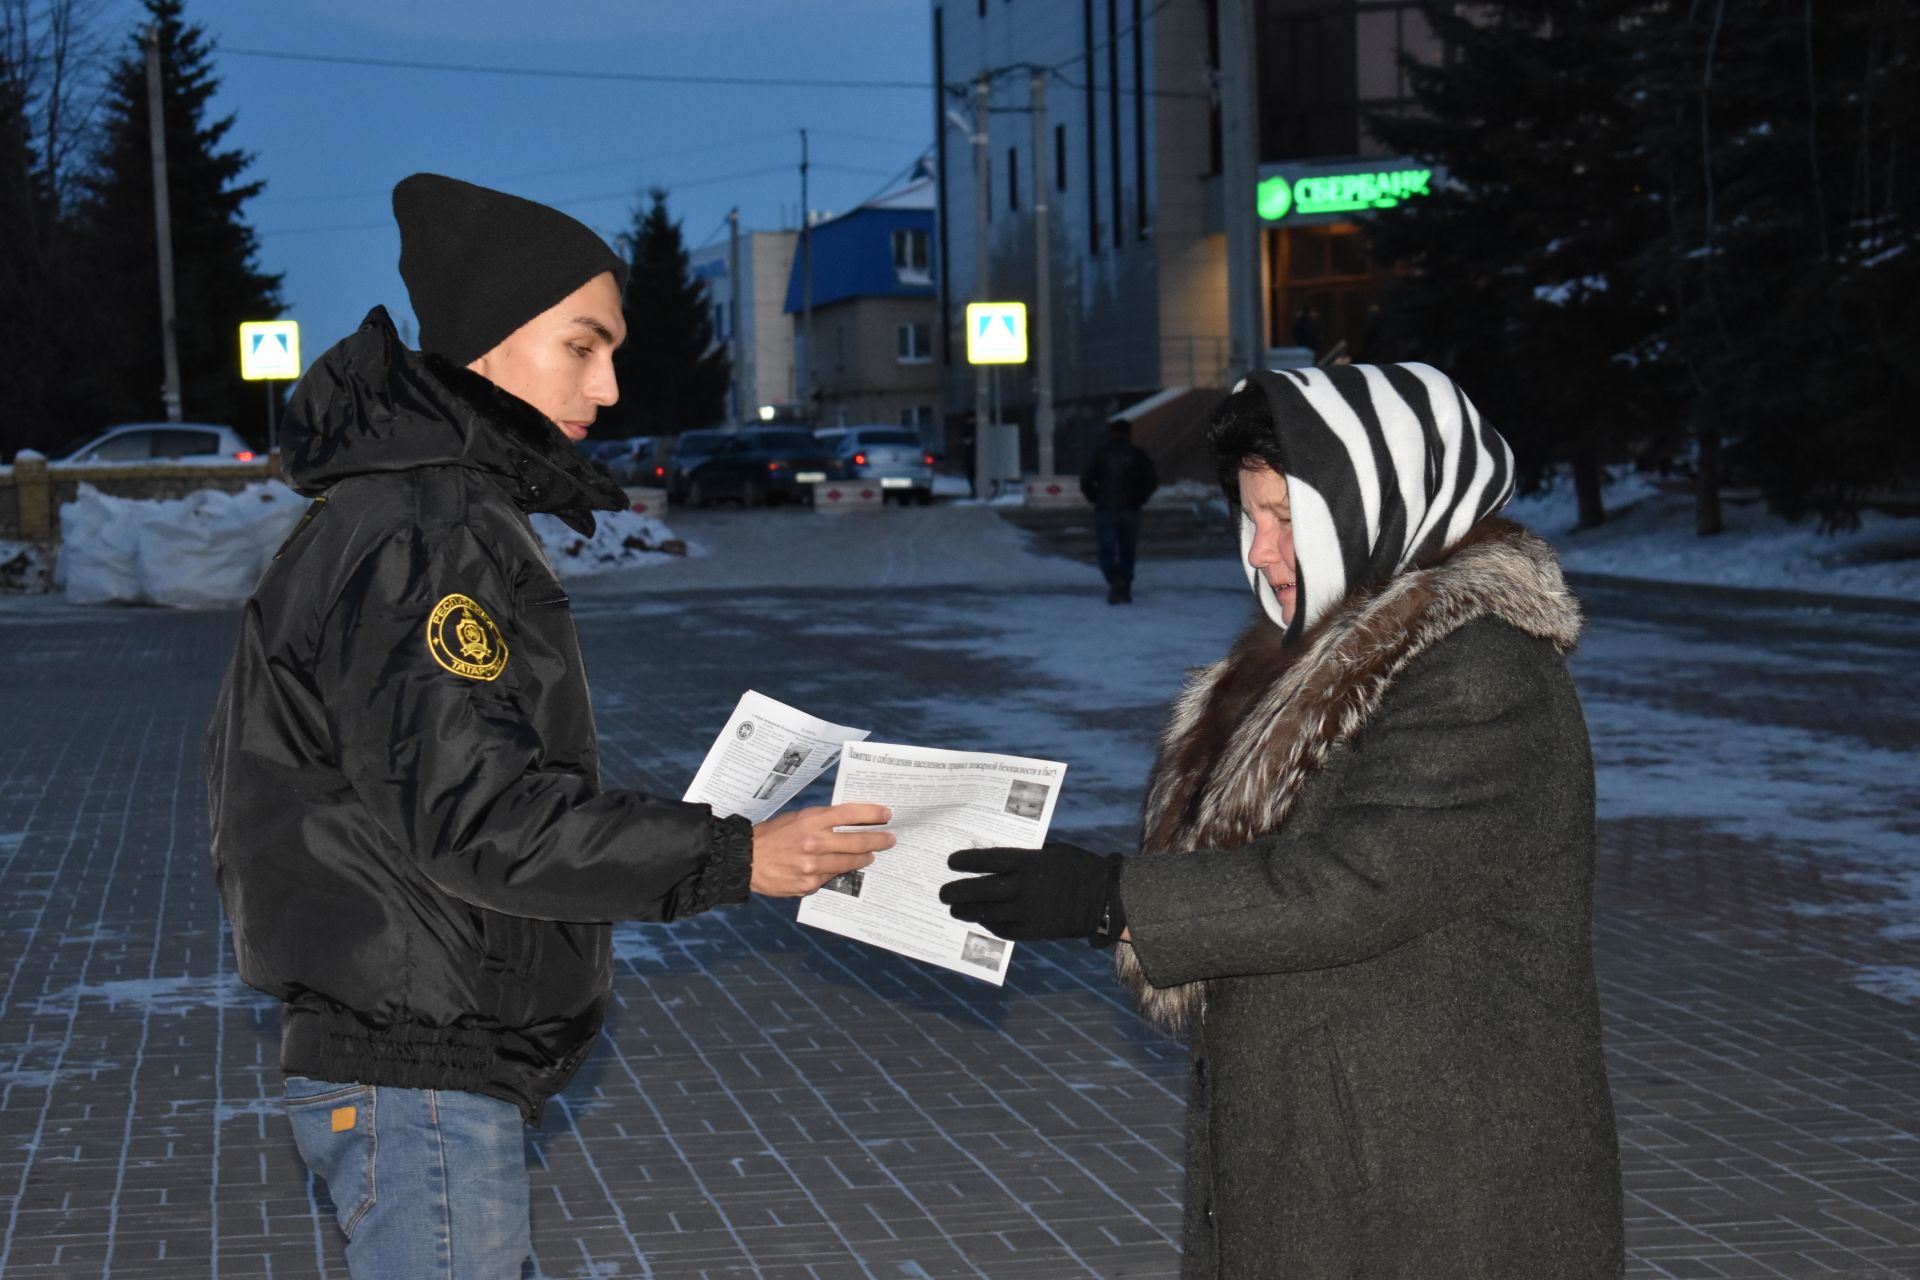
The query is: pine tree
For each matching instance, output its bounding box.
[69,0,280,447]
[1366,1,1675,528]
[603,188,730,437]
[1638,0,1917,527]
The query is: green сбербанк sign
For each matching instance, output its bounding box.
[1257,168,1433,221]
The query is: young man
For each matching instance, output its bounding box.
[205,174,893,1280]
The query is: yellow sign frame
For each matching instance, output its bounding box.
[965,302,1028,365]
[239,320,302,381]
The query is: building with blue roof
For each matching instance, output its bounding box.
[783,169,941,437]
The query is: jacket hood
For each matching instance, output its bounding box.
[280,306,627,534]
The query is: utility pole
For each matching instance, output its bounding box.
[727,207,744,424]
[1029,67,1055,479]
[799,128,815,422]
[971,74,992,494]
[145,23,183,422]
[1219,0,1264,376]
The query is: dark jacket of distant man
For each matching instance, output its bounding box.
[1079,426,1159,512]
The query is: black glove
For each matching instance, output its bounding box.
[940,842,1126,947]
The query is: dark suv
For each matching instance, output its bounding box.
[664,429,733,502]
[678,429,841,507]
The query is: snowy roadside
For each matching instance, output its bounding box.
[0,483,697,608]
[3,469,1915,608]
[1505,472,1920,603]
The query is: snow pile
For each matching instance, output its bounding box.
[1152,478,1222,504]
[58,483,306,609]
[0,540,55,594]
[1504,471,1920,602]
[530,508,694,579]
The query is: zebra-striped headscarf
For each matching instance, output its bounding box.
[1233,362,1515,640]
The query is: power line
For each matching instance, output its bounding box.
[221,46,928,92]
[259,157,905,236]
[852,149,935,209]
[251,129,801,207]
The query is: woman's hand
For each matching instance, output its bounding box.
[941,842,1126,946]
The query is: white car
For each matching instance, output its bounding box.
[819,426,936,504]
[56,422,259,466]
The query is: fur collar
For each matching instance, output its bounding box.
[1113,518,1582,1035]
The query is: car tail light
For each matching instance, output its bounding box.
[853,452,867,466]
[923,453,935,465]
[235,450,256,461]
[653,465,665,478]
[767,460,786,471]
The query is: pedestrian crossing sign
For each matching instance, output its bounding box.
[239,320,301,381]
[965,302,1028,365]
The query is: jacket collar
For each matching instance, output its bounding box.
[280,306,627,534]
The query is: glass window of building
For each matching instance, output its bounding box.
[892,229,931,282]
[897,321,933,363]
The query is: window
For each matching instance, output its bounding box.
[1055,124,1067,191]
[892,228,931,282]
[1008,146,1020,211]
[78,431,157,462]
[152,429,219,457]
[900,406,935,431]
[859,428,922,446]
[897,322,933,363]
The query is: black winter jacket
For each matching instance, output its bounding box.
[1079,437,1159,511]
[205,307,753,1123]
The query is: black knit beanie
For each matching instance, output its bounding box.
[392,173,628,367]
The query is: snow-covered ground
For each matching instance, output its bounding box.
[6,469,1915,607]
[1505,471,1920,602]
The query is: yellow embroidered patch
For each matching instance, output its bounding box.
[331,1105,357,1133]
[426,593,508,681]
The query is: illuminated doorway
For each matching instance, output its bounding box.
[1267,224,1382,363]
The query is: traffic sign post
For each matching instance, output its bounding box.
[239,320,301,455]
[964,303,1030,498]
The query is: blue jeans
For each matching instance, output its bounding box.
[1095,508,1143,584]
[285,1075,530,1280]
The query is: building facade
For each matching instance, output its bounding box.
[782,175,943,436]
[932,0,1442,474]
[690,228,799,424]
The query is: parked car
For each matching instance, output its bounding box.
[664,428,735,501]
[679,428,841,507]
[56,422,258,466]
[614,437,674,487]
[819,425,937,504]
[574,437,626,464]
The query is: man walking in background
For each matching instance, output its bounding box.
[1080,416,1159,604]
[205,174,892,1280]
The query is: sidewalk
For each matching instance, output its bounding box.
[0,551,1914,1277]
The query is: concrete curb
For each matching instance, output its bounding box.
[1564,569,1920,619]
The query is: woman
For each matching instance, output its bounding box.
[942,363,1624,1278]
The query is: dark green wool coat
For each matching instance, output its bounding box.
[1117,520,1624,1279]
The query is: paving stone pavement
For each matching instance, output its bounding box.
[0,559,1915,1279]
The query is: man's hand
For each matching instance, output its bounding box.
[940,842,1126,946]
[750,803,894,897]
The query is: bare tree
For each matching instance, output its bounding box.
[0,0,113,215]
